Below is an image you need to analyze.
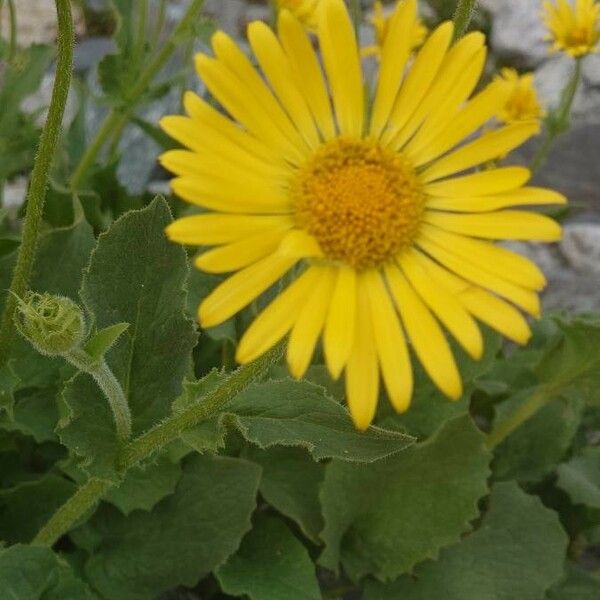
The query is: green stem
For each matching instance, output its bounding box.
[66,347,132,442]
[350,0,362,42]
[5,0,17,62]
[33,479,111,546]
[152,0,168,41]
[69,0,205,191]
[33,343,282,547]
[486,388,550,450]
[530,58,582,173]
[133,0,149,65]
[452,0,477,39]
[0,0,73,370]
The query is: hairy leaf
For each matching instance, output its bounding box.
[556,447,600,509]
[364,482,568,600]
[319,415,491,580]
[217,514,321,600]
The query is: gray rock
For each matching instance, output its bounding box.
[560,224,600,275]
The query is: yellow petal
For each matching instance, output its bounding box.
[419,223,547,290]
[416,233,540,316]
[398,249,483,360]
[424,167,531,198]
[409,79,511,166]
[364,269,413,413]
[416,251,532,345]
[369,0,418,137]
[171,176,291,214]
[318,0,364,137]
[277,9,336,140]
[165,214,294,246]
[424,210,562,241]
[277,229,324,259]
[385,264,463,400]
[195,229,289,273]
[323,266,357,379]
[392,40,485,151]
[426,186,568,212]
[198,254,297,327]
[287,267,336,378]
[420,121,540,183]
[346,274,379,430]
[247,21,320,149]
[382,21,454,146]
[236,267,321,364]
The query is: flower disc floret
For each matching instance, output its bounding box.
[294,138,424,269]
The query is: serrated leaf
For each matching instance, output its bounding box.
[492,389,584,482]
[364,482,568,600]
[319,415,491,581]
[104,454,182,515]
[84,454,261,600]
[0,473,75,544]
[60,198,196,477]
[0,544,93,599]
[216,514,321,600]
[556,447,600,509]
[83,322,129,363]
[182,379,414,463]
[247,446,325,543]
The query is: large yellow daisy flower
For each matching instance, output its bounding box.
[543,0,600,57]
[160,0,566,429]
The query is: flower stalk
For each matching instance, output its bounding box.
[0,0,73,371]
[33,343,283,547]
[530,58,582,173]
[69,0,205,191]
[453,0,477,39]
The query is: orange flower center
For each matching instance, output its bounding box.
[294,138,424,269]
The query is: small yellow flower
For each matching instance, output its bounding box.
[543,0,600,57]
[494,68,545,125]
[161,0,566,429]
[275,0,320,30]
[363,0,427,58]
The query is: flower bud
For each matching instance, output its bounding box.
[14,292,86,356]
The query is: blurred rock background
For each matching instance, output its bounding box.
[1,0,598,312]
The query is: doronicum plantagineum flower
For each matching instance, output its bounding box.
[160,0,566,429]
[275,0,320,30]
[494,68,545,125]
[363,0,427,58]
[543,0,600,57]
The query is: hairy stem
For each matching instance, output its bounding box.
[530,58,582,173]
[69,0,205,190]
[350,0,362,41]
[452,0,477,39]
[0,0,73,370]
[33,344,282,547]
[4,0,18,62]
[67,348,132,442]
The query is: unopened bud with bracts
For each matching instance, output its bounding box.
[13,291,86,356]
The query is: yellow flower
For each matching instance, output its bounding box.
[543,0,600,57]
[275,0,320,30]
[160,0,566,429]
[494,68,545,125]
[363,0,427,58]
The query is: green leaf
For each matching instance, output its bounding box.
[247,446,325,543]
[217,514,321,600]
[104,454,182,515]
[81,196,197,433]
[83,322,129,363]
[319,415,491,581]
[547,565,600,599]
[181,378,414,463]
[364,482,568,600]
[84,454,261,600]
[0,544,93,599]
[556,447,600,509]
[0,473,76,544]
[492,389,584,482]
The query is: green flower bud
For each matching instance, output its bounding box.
[13,292,86,356]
